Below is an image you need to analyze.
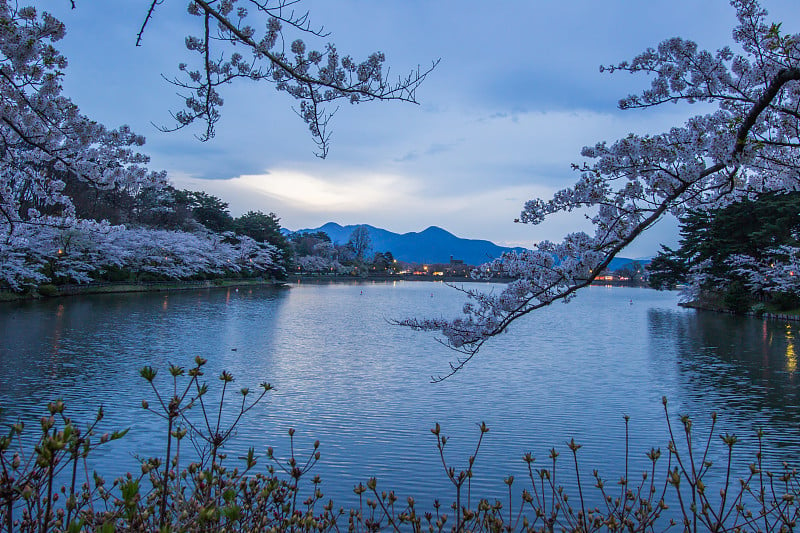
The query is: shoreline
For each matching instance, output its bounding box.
[0,274,652,303]
[0,278,286,303]
[680,300,800,322]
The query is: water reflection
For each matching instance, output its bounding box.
[786,324,797,373]
[647,307,800,461]
[0,286,290,431]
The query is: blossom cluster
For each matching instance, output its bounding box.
[0,219,279,291]
[163,0,436,155]
[728,246,800,296]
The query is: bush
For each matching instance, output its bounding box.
[4,363,800,532]
[770,291,800,311]
[36,284,59,297]
[101,265,136,283]
[723,281,751,314]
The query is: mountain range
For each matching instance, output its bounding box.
[290,222,648,269]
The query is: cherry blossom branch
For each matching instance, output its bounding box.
[137,0,438,155]
[402,0,800,380]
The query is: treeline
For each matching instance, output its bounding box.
[2,153,404,292]
[290,226,397,276]
[649,191,800,313]
[2,167,288,291]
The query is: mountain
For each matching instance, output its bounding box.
[289,222,651,269]
[607,257,651,270]
[290,223,527,265]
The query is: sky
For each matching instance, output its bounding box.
[37,0,798,258]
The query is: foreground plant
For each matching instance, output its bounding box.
[4,364,800,531]
[0,401,126,532]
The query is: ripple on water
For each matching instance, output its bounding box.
[1,284,800,512]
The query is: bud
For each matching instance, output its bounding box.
[139,366,157,382]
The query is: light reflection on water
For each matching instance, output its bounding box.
[1,283,800,512]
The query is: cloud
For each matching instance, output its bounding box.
[45,0,789,256]
[175,169,421,215]
[394,152,419,163]
[172,103,692,256]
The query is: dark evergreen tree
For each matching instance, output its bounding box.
[648,192,800,310]
[233,211,292,277]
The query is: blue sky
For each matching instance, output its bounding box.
[38,0,797,257]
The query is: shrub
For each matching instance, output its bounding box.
[3,363,800,532]
[36,284,59,297]
[752,302,768,317]
[770,291,800,312]
[723,281,751,314]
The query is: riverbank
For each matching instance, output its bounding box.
[0,277,285,303]
[0,274,652,302]
[0,274,495,302]
[681,300,800,322]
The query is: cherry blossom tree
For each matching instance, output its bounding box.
[295,253,343,274]
[2,0,426,289]
[0,3,175,288]
[0,3,167,234]
[136,0,437,156]
[729,246,800,296]
[402,0,800,380]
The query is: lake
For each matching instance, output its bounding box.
[2,281,800,514]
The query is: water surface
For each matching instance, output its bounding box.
[2,282,799,510]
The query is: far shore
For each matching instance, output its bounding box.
[0,273,652,303]
[0,278,285,303]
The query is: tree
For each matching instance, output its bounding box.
[371,251,395,272]
[346,225,372,261]
[290,231,331,257]
[136,0,437,156]
[648,191,800,303]
[0,2,432,289]
[402,0,800,380]
[233,210,292,276]
[234,211,284,244]
[0,3,166,234]
[647,245,689,290]
[615,260,645,284]
[175,190,234,233]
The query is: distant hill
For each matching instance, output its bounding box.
[607,257,651,271]
[290,223,526,265]
[289,222,650,268]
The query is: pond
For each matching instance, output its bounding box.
[1,281,800,513]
